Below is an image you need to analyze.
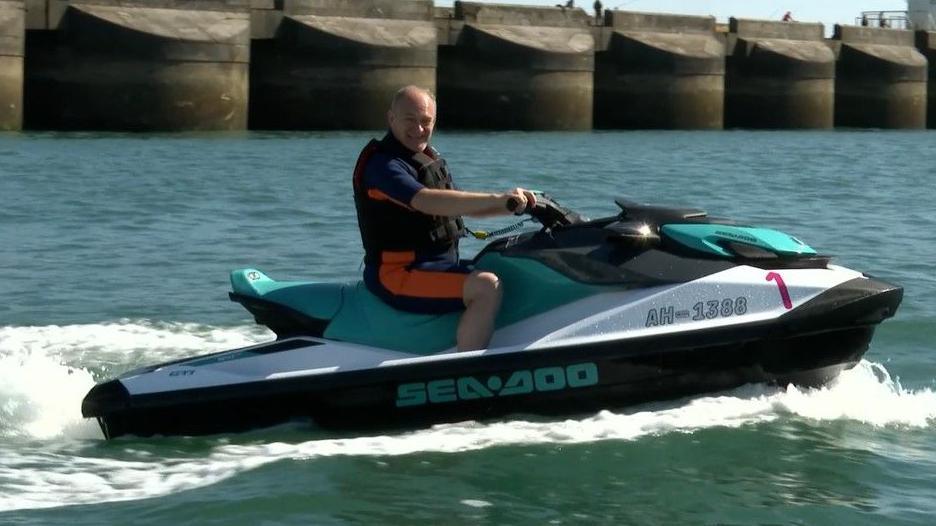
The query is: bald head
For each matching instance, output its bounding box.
[387,85,437,153]
[391,85,436,113]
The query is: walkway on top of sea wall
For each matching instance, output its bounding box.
[6,0,935,131]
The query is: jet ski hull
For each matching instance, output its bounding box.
[83,277,901,439]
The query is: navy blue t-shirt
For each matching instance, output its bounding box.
[360,132,461,267]
[361,133,426,210]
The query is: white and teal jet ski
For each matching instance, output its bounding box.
[82,197,902,439]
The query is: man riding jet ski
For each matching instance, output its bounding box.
[353,85,539,353]
[82,195,902,439]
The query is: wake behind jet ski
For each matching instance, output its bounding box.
[82,196,902,439]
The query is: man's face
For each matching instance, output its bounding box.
[388,92,436,153]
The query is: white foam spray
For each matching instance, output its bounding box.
[0,352,99,439]
[0,321,268,369]
[0,323,934,513]
[0,322,269,440]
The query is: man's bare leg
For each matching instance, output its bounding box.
[457,271,502,351]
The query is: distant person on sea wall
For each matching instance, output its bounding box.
[782,11,794,22]
[593,0,603,23]
[352,86,536,352]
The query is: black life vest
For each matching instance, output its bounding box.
[353,137,465,263]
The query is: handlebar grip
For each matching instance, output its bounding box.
[506,197,520,213]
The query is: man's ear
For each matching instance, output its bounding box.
[387,109,394,127]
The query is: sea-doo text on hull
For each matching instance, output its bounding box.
[82,197,902,439]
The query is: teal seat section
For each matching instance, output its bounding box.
[324,283,461,354]
[662,224,817,258]
[230,269,345,321]
[234,256,606,355]
[325,253,604,354]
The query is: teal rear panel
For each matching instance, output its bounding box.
[231,269,345,321]
[661,224,817,257]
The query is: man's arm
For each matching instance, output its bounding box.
[410,188,532,218]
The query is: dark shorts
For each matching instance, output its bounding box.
[364,251,473,314]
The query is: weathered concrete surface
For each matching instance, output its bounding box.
[834,25,927,129]
[28,0,251,29]
[0,1,23,130]
[250,0,280,40]
[250,1,436,130]
[438,2,594,130]
[25,1,249,130]
[24,0,42,30]
[281,0,433,20]
[595,11,724,129]
[455,1,589,27]
[918,31,936,128]
[725,18,835,129]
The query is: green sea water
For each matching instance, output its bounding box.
[1,130,935,524]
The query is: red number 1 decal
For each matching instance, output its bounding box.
[766,272,793,310]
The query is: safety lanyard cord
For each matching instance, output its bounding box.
[464,218,534,240]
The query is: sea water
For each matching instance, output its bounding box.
[1,130,935,524]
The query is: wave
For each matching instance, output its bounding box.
[0,321,270,440]
[0,320,270,367]
[1,323,935,512]
[0,352,99,440]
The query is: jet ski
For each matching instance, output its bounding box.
[82,196,903,439]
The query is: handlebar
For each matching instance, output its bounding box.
[506,193,581,230]
[505,196,534,215]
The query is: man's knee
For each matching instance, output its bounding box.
[464,271,502,304]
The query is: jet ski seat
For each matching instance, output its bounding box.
[230,269,460,354]
[230,269,345,321]
[326,282,460,354]
[231,256,603,355]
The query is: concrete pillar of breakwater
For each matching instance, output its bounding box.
[249,0,436,130]
[24,0,249,131]
[918,31,936,128]
[437,2,594,130]
[0,0,23,130]
[594,11,724,129]
[725,18,835,129]
[833,26,927,129]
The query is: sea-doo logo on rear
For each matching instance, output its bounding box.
[715,230,759,244]
[395,362,599,407]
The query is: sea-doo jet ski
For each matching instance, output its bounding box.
[82,196,902,439]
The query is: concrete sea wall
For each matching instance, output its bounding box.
[833,25,928,129]
[0,0,23,130]
[725,18,835,129]
[24,0,249,131]
[9,0,936,131]
[594,11,724,129]
[436,2,594,130]
[250,0,437,130]
[919,31,936,128]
